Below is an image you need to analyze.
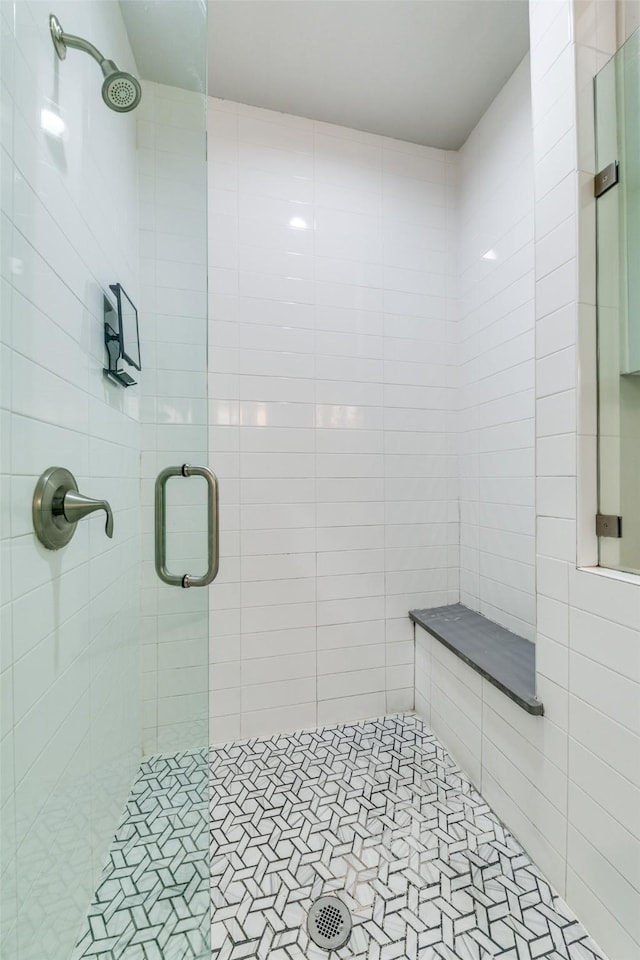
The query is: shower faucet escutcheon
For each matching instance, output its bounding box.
[49,13,142,113]
[33,467,114,550]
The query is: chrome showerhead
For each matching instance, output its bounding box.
[49,14,142,114]
[101,62,142,113]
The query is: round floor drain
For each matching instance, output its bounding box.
[307,895,352,951]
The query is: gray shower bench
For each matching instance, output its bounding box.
[410,603,544,715]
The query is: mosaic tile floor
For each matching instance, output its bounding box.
[209,714,606,960]
[72,750,209,960]
[73,714,606,960]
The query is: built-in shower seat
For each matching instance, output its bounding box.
[410,603,544,715]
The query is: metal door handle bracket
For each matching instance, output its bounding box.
[154,463,219,587]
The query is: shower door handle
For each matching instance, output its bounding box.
[154,464,219,588]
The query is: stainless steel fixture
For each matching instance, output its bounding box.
[49,13,142,113]
[307,896,352,951]
[33,466,114,550]
[154,464,219,588]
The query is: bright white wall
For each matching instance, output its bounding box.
[416,58,536,775]
[137,81,209,757]
[457,57,536,641]
[534,1,640,955]
[207,98,458,741]
[0,2,141,957]
[417,4,640,958]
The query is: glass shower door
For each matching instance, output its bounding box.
[75,10,212,958]
[0,2,210,958]
[595,27,640,575]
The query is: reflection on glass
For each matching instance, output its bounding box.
[40,104,67,139]
[595,27,640,574]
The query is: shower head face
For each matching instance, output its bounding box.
[49,14,142,113]
[101,71,142,113]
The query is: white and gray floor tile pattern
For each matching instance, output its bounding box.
[72,750,209,960]
[209,715,605,960]
[73,714,606,960]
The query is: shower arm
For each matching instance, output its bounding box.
[49,14,116,78]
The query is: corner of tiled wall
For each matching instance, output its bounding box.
[457,55,536,643]
[487,3,640,956]
[416,6,640,955]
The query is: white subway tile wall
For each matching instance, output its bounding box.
[136,82,209,756]
[1,4,638,960]
[457,57,536,640]
[0,2,141,957]
[207,99,459,739]
[417,4,640,958]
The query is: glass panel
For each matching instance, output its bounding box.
[0,1,209,957]
[595,27,640,575]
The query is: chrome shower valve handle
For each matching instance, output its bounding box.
[33,466,114,550]
[62,488,114,539]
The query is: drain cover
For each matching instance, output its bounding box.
[307,895,352,951]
